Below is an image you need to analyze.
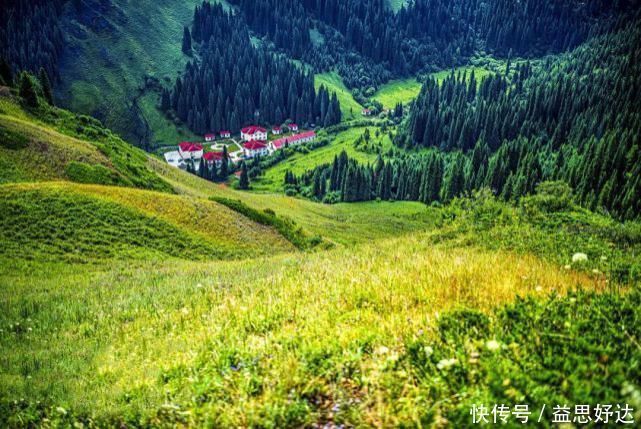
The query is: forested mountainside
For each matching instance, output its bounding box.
[227,0,640,88]
[2,0,639,147]
[291,21,641,220]
[164,3,342,135]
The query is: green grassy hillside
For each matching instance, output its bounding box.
[315,73,365,122]
[0,94,171,191]
[3,185,640,426]
[0,229,599,426]
[372,78,422,108]
[252,127,393,192]
[0,182,294,264]
[56,0,214,147]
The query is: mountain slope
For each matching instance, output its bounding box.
[56,0,211,147]
[0,93,172,191]
[0,182,294,264]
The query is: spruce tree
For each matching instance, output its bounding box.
[182,27,192,54]
[19,73,39,108]
[239,162,250,190]
[0,58,12,86]
[38,68,54,106]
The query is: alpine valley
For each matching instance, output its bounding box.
[1,1,641,427]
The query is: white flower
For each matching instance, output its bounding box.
[375,346,389,355]
[572,253,588,263]
[436,358,458,370]
[423,346,434,357]
[592,269,601,274]
[600,255,608,261]
[564,265,571,270]
[486,340,501,351]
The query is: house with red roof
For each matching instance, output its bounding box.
[219,130,231,139]
[241,125,267,142]
[361,108,373,116]
[178,142,204,160]
[203,151,224,167]
[272,126,282,135]
[243,140,269,158]
[270,131,316,151]
[288,123,299,132]
[204,133,216,142]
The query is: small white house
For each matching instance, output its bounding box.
[243,141,269,158]
[178,142,204,160]
[164,151,185,168]
[204,133,216,142]
[219,130,231,139]
[241,126,267,142]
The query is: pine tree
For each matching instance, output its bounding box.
[182,27,192,54]
[19,72,39,108]
[0,58,12,86]
[38,68,54,106]
[239,162,250,190]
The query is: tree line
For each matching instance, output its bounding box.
[163,2,341,135]
[395,21,640,220]
[223,0,639,90]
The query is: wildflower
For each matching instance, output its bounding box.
[375,346,389,355]
[592,269,601,274]
[572,253,588,263]
[601,255,608,261]
[535,285,543,292]
[486,340,501,351]
[423,346,434,357]
[56,406,67,415]
[564,265,571,270]
[436,358,458,370]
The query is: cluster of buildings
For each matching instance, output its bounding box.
[163,123,316,169]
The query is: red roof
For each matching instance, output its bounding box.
[241,126,267,135]
[220,130,230,135]
[179,142,203,152]
[289,123,298,128]
[272,126,282,131]
[243,141,268,150]
[204,133,215,139]
[203,152,224,161]
[271,131,316,150]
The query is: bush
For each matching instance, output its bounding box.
[521,181,574,215]
[65,161,123,186]
[211,197,322,250]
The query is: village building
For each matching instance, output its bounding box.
[204,133,216,142]
[219,130,231,139]
[178,142,204,160]
[272,126,282,135]
[243,140,269,158]
[203,151,224,167]
[270,131,316,151]
[361,108,373,116]
[289,123,299,132]
[241,125,267,141]
[163,151,185,169]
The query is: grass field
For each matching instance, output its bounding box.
[315,72,365,122]
[151,156,437,247]
[386,0,409,11]
[372,78,422,108]
[250,127,392,192]
[0,182,294,264]
[0,230,600,426]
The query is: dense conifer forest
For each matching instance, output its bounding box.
[292,21,641,220]
[164,2,341,134]
[0,0,66,83]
